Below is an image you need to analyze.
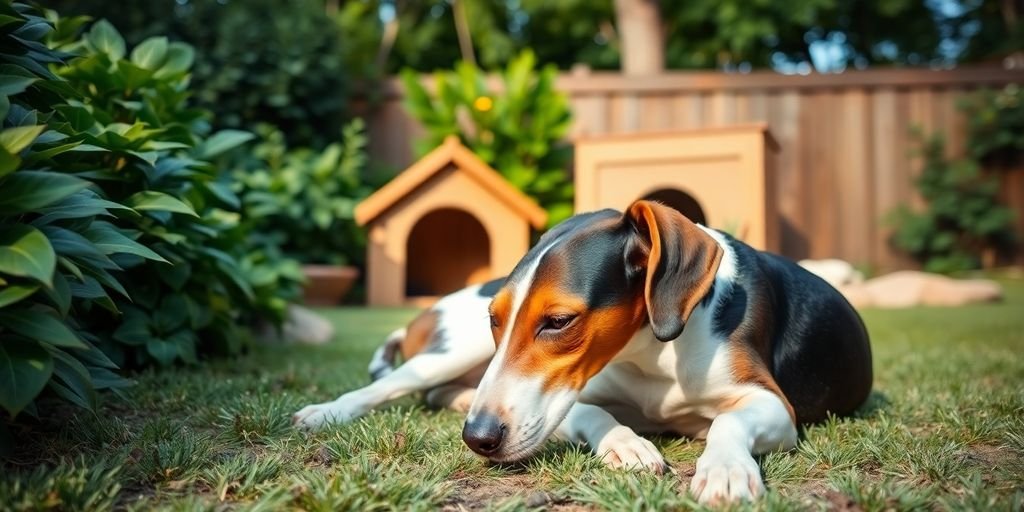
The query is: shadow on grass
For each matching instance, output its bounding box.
[854,390,891,419]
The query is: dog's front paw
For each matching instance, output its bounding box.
[595,426,668,474]
[292,400,362,430]
[689,446,764,504]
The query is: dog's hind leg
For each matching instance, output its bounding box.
[425,385,476,413]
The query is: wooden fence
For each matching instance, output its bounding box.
[360,67,1024,270]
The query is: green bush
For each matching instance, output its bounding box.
[43,0,349,149]
[961,84,1024,166]
[400,50,574,227]
[232,120,373,267]
[0,4,301,417]
[888,133,1014,273]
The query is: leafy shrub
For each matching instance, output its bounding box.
[0,4,300,416]
[232,120,372,267]
[888,133,1014,273]
[43,0,349,149]
[961,84,1024,166]
[400,50,574,227]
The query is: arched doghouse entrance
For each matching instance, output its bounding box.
[405,208,491,297]
[641,188,707,225]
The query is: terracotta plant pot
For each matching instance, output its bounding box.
[301,264,359,306]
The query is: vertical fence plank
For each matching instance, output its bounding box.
[837,89,873,265]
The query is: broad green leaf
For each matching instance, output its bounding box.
[112,306,150,346]
[0,124,44,153]
[196,130,254,159]
[33,190,136,225]
[117,61,154,90]
[74,333,119,370]
[83,222,166,262]
[0,224,55,286]
[0,170,90,215]
[125,191,198,217]
[154,42,194,79]
[130,36,168,70]
[0,282,37,308]
[49,349,97,410]
[87,20,125,61]
[54,104,97,133]
[167,330,197,364]
[88,367,131,390]
[22,140,82,165]
[0,309,85,348]
[0,75,35,96]
[41,226,117,270]
[42,271,71,317]
[145,337,178,366]
[142,141,190,151]
[0,147,17,178]
[68,275,118,314]
[0,337,53,416]
[152,294,187,332]
[157,256,190,292]
[204,181,240,209]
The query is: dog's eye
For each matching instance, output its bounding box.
[489,313,499,329]
[543,314,575,332]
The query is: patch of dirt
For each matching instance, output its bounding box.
[966,443,1014,469]
[788,481,863,512]
[441,475,592,511]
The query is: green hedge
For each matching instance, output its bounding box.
[0,3,301,417]
[231,120,373,267]
[42,0,350,149]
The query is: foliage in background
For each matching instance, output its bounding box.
[400,51,573,226]
[888,132,1014,274]
[328,0,1019,73]
[44,0,1022,77]
[43,0,348,148]
[232,120,373,267]
[0,4,300,417]
[961,84,1024,166]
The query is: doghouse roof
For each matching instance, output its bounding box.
[355,136,548,228]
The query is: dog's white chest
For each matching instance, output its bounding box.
[581,310,746,435]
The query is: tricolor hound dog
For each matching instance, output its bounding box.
[293,200,873,503]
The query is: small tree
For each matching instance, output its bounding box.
[400,50,574,226]
[888,133,1014,273]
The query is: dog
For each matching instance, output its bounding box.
[293,200,873,503]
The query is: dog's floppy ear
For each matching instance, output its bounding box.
[625,200,723,342]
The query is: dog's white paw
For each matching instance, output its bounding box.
[292,399,363,430]
[595,426,668,474]
[689,446,764,504]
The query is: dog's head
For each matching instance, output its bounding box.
[462,200,723,462]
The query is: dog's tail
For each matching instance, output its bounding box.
[368,327,405,381]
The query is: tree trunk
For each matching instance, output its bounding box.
[614,0,664,75]
[453,0,477,66]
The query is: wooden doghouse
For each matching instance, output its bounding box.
[574,124,779,251]
[356,136,547,306]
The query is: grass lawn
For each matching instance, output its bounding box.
[3,279,1023,511]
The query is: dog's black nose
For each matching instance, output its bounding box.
[462,413,505,456]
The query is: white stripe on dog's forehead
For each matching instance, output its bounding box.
[498,240,556,347]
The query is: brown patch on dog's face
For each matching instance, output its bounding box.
[490,217,648,392]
